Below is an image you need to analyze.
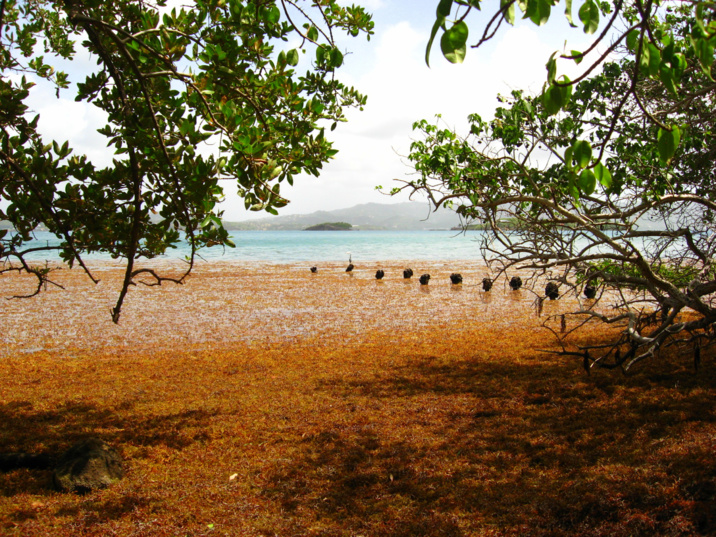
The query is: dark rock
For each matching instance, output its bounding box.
[375,269,385,280]
[419,274,431,285]
[482,278,493,292]
[583,284,596,299]
[450,273,463,285]
[53,438,124,493]
[403,268,413,279]
[545,281,560,300]
[310,266,317,273]
[509,276,522,290]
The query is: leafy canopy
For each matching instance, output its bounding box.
[400,1,716,372]
[0,0,373,321]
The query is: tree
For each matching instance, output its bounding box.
[0,0,373,321]
[397,1,716,371]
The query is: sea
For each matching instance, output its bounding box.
[14,229,490,263]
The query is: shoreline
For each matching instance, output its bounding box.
[1,259,568,358]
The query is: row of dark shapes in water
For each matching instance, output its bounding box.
[308,265,598,300]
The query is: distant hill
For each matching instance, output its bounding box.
[224,202,465,230]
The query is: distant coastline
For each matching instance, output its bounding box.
[223,201,463,231]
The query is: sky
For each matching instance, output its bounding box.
[21,0,597,221]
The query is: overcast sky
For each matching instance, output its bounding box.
[23,0,596,221]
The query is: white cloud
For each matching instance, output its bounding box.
[219,18,569,219]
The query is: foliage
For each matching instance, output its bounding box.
[427,1,715,142]
[0,0,372,321]
[397,1,716,371]
[1,263,714,535]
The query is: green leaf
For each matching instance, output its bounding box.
[692,36,715,78]
[436,0,453,18]
[286,49,299,66]
[329,48,344,68]
[425,17,444,67]
[266,5,280,25]
[564,0,577,27]
[644,42,661,77]
[659,63,678,96]
[571,140,592,169]
[179,119,193,136]
[501,0,516,24]
[593,162,612,188]
[200,215,213,228]
[568,172,581,204]
[526,0,551,26]
[578,168,596,195]
[542,78,571,116]
[440,21,469,64]
[307,26,318,42]
[316,45,326,64]
[578,0,599,35]
[657,126,681,164]
[310,98,324,114]
[546,51,558,84]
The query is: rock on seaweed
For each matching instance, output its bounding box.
[53,438,124,493]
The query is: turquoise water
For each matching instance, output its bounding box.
[15,230,487,263]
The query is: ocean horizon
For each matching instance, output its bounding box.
[15,229,489,264]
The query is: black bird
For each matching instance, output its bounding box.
[545,281,559,300]
[345,254,354,273]
[419,274,431,285]
[403,268,414,279]
[509,276,522,290]
[583,284,596,299]
[310,266,317,273]
[450,273,463,285]
[376,269,385,280]
[482,277,493,292]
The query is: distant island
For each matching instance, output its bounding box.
[304,222,354,231]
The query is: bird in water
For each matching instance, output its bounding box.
[482,277,493,292]
[345,253,354,273]
[310,266,317,273]
[583,284,596,299]
[509,276,522,290]
[419,274,431,285]
[450,273,463,285]
[403,268,414,279]
[375,269,385,280]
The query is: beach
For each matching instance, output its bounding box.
[1,261,714,536]
[0,259,556,356]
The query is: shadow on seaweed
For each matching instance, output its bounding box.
[261,353,716,536]
[0,400,219,495]
[262,428,466,537]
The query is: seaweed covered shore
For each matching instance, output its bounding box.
[1,261,714,536]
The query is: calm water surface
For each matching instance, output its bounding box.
[18,230,488,263]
